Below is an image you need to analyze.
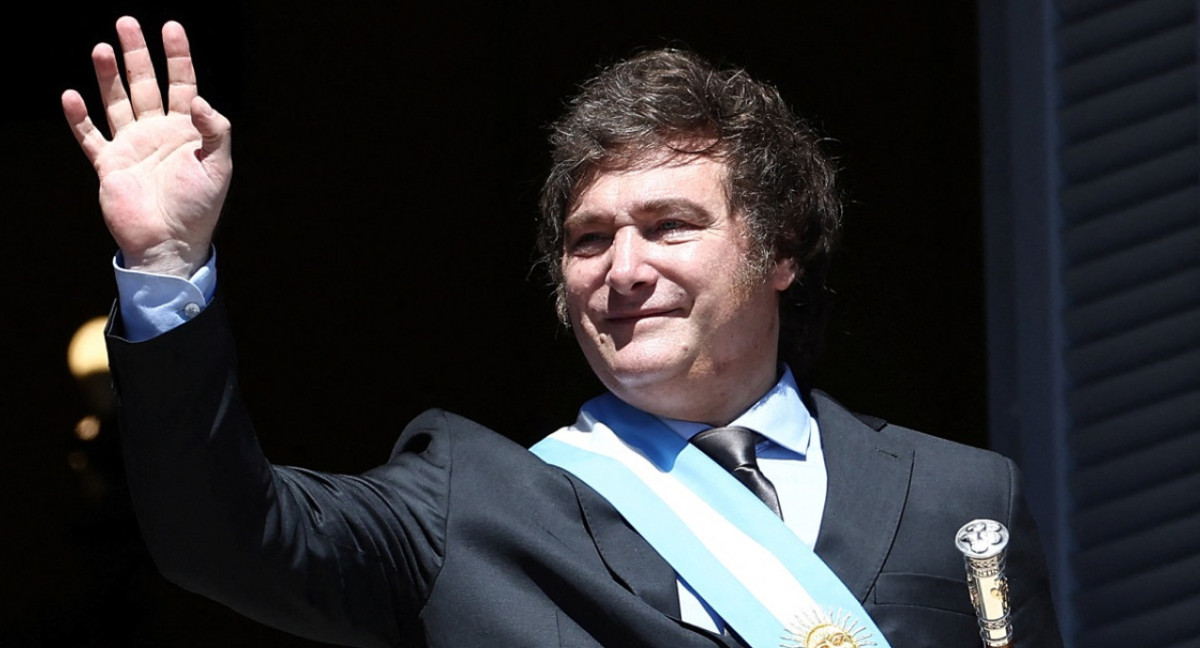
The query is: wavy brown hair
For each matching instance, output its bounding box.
[538,48,842,378]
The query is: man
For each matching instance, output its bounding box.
[63,17,1061,648]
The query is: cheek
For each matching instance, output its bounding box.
[562,285,600,337]
[563,280,588,315]
[561,262,584,301]
[563,259,608,305]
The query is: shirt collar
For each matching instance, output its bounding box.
[655,365,813,458]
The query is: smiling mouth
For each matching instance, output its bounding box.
[605,308,679,323]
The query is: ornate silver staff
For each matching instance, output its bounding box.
[955,519,1013,648]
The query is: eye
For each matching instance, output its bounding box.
[565,231,611,256]
[650,218,695,240]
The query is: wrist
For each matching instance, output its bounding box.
[121,240,211,278]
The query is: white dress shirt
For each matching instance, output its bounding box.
[657,367,827,632]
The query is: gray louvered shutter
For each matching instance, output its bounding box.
[981,0,1200,645]
[1058,0,1200,644]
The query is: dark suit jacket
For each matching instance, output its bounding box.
[106,297,1061,647]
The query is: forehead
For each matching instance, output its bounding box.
[568,153,732,220]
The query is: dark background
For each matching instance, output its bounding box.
[1,2,983,645]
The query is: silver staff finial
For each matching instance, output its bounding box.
[956,519,1013,648]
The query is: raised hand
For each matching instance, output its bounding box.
[62,17,232,277]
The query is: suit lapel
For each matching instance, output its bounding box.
[570,474,683,617]
[562,390,914,617]
[810,390,914,603]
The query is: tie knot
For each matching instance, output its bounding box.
[689,425,782,518]
[690,426,762,473]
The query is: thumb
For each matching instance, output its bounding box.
[190,96,232,163]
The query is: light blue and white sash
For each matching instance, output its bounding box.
[531,393,889,648]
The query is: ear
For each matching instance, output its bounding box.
[770,257,798,292]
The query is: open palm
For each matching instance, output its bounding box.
[63,17,231,277]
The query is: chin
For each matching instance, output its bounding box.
[577,327,697,392]
[594,352,692,393]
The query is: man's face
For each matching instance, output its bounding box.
[561,152,796,424]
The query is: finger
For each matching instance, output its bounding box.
[163,21,197,114]
[91,42,134,134]
[191,96,233,166]
[61,89,109,164]
[115,16,165,118]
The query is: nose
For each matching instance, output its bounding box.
[606,227,657,294]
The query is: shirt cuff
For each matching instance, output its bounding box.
[113,250,218,342]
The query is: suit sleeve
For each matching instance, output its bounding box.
[1004,458,1064,647]
[106,294,446,647]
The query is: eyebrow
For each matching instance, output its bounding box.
[564,198,716,229]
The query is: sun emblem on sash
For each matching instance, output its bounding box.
[783,609,875,648]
